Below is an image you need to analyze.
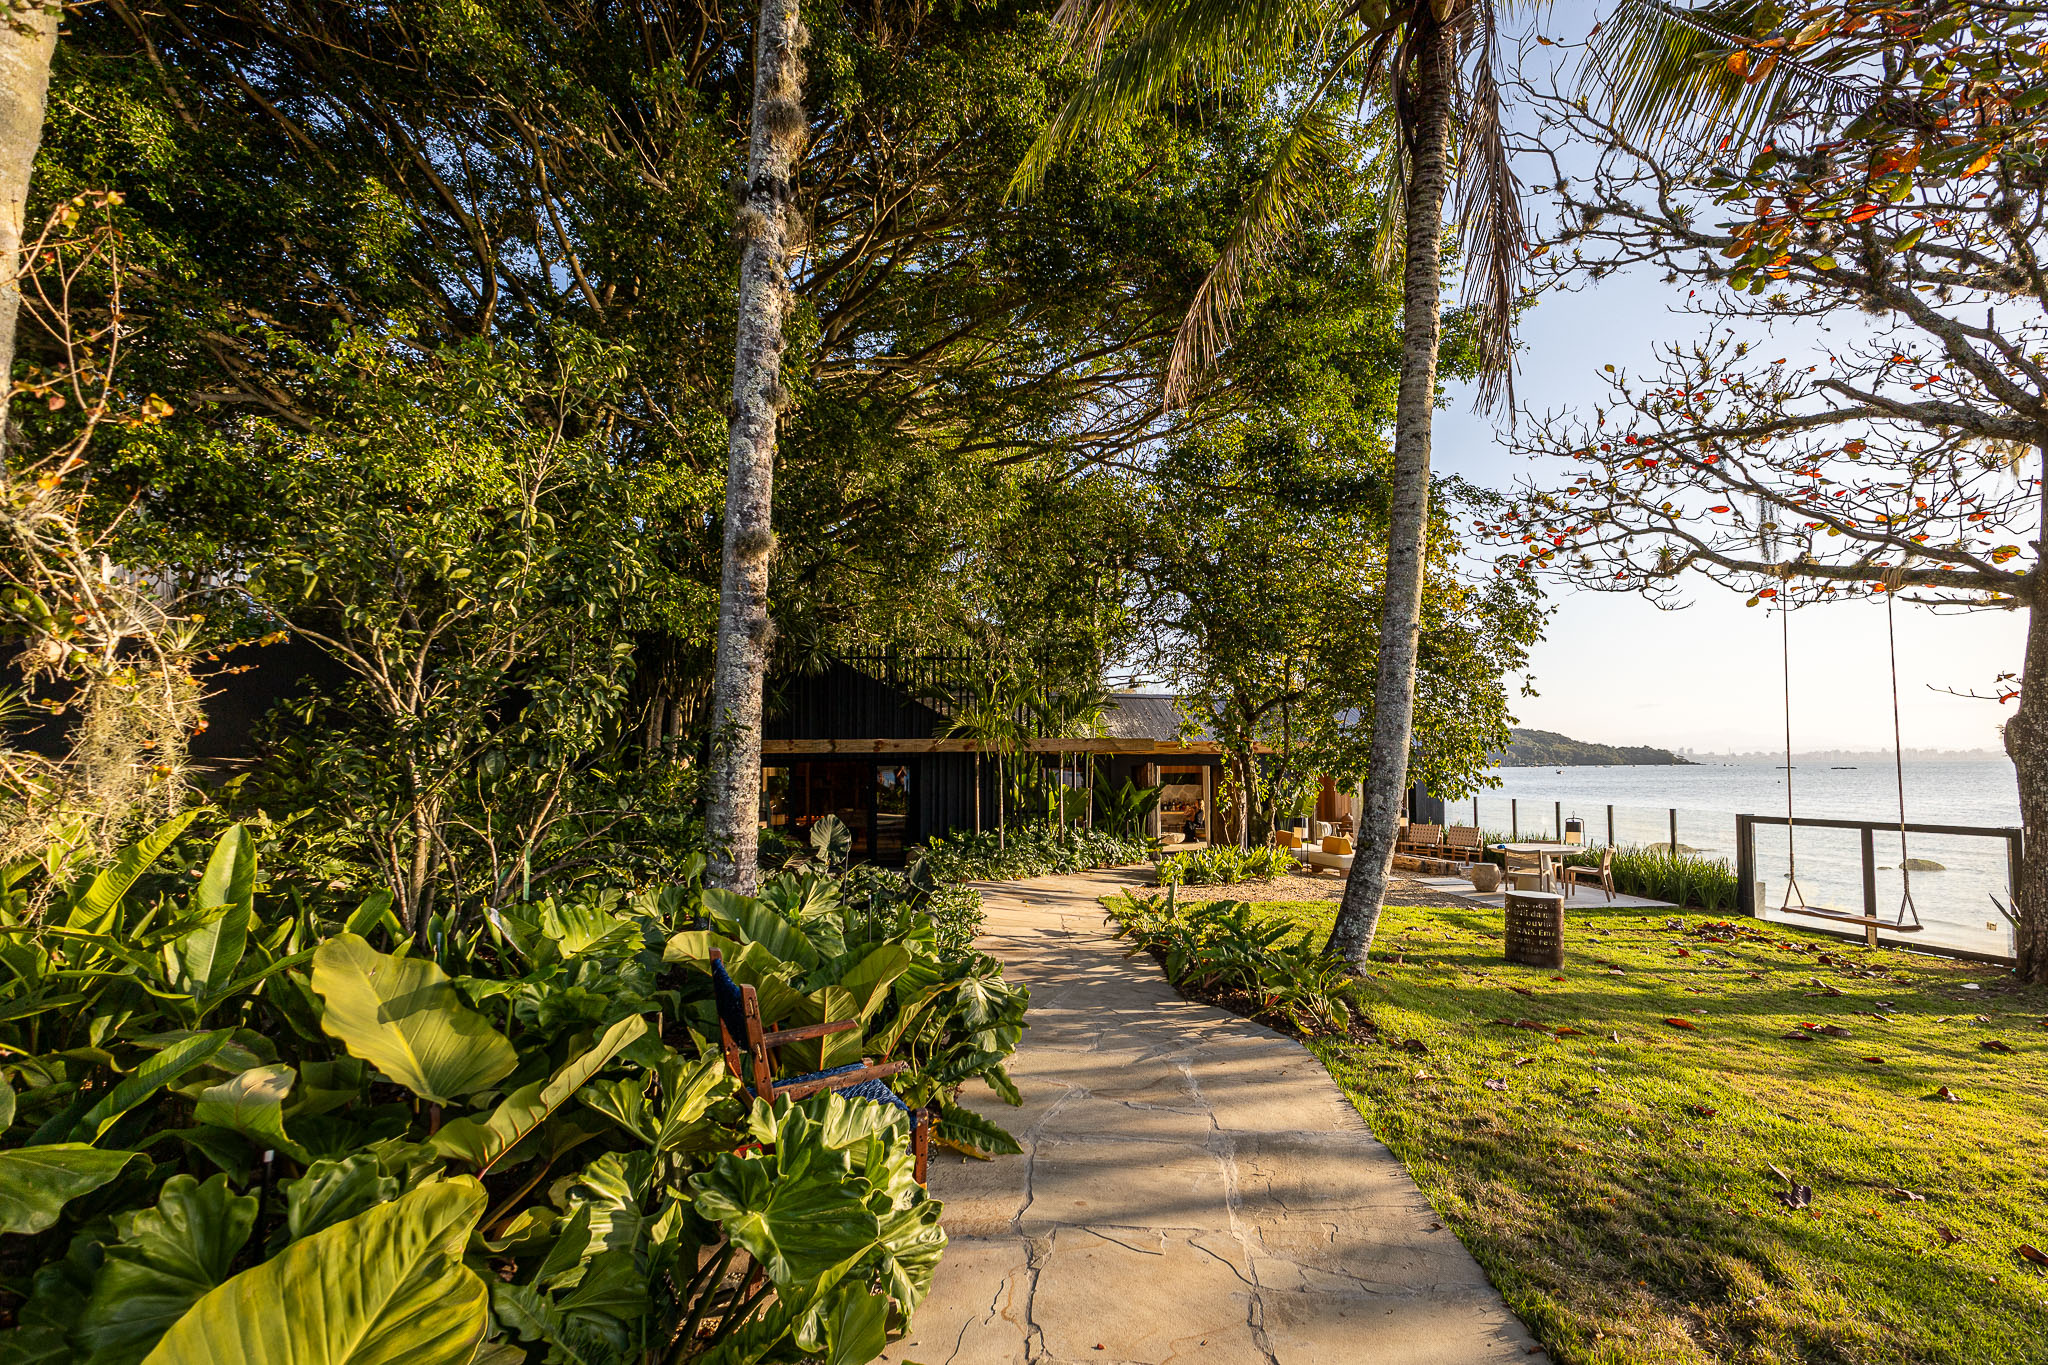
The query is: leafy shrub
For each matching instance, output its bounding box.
[1108,891,1364,1036]
[1559,844,1739,910]
[914,822,1147,884]
[0,816,1026,1363]
[1154,843,1296,886]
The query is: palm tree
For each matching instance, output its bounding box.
[703,0,811,893]
[1015,0,1527,968]
[1017,0,1838,966]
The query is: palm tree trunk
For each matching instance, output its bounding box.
[0,1,58,445]
[1328,10,1456,968]
[704,0,808,893]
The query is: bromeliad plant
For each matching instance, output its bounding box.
[0,815,1026,1364]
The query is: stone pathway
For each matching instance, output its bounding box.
[897,870,1539,1365]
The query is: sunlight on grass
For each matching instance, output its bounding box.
[1169,896,2048,1365]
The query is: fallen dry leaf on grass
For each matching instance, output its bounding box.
[1484,1079,1508,1092]
[1513,1056,1536,1066]
[1932,1086,1962,1103]
[1511,986,1537,998]
[2019,1245,2048,1269]
[1664,1017,1698,1030]
[1815,1024,1853,1039]
[1888,1188,1926,1203]
[1937,1225,1961,1246]
[1688,1104,1718,1117]
[1980,1039,2015,1054]
[1554,1026,1587,1037]
[1861,1056,1887,1065]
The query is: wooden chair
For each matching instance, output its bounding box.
[1563,846,1616,903]
[1398,823,1442,855]
[707,949,930,1184]
[1442,826,1483,865]
[1503,849,1554,893]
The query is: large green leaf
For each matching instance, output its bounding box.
[172,826,256,1000]
[0,1144,141,1234]
[578,1052,734,1154]
[140,1178,491,1365]
[431,1015,645,1172]
[65,813,197,939]
[690,1105,876,1298]
[283,1154,399,1244]
[701,891,818,970]
[194,1064,307,1163]
[310,935,517,1105]
[76,1173,257,1365]
[931,1098,1022,1159]
[78,1031,235,1143]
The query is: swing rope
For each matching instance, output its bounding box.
[1779,584,1808,912]
[1883,565,1924,930]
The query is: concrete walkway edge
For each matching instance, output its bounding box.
[897,869,1539,1365]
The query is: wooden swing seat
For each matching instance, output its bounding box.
[1779,903,1924,932]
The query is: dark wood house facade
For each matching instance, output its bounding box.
[758,656,1232,863]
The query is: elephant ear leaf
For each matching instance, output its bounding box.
[310,935,517,1105]
[75,1173,257,1365]
[195,1064,307,1164]
[0,1144,142,1234]
[140,1177,491,1365]
[701,890,818,970]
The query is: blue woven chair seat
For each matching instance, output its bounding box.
[836,1078,911,1113]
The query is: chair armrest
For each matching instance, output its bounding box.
[775,1059,909,1103]
[762,1019,861,1048]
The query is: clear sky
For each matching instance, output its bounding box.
[1431,3,2028,756]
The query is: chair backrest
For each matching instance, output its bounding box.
[1600,846,1615,873]
[1504,849,1542,871]
[1322,836,1353,855]
[1444,825,1481,849]
[1408,824,1442,846]
[708,951,774,1097]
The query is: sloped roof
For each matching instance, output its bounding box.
[1101,693,1212,743]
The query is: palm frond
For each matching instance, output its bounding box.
[1165,92,1353,403]
[1586,0,1877,151]
[1453,0,1524,409]
[1010,0,1349,201]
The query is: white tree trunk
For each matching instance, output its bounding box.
[1329,11,1455,967]
[0,0,58,444]
[704,0,807,892]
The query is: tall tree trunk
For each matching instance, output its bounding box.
[995,752,1006,850]
[704,0,808,893]
[2004,555,2048,983]
[1328,11,1455,967]
[973,749,983,833]
[0,0,58,445]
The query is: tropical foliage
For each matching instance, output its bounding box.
[0,818,1026,1363]
[914,824,1149,886]
[1108,891,1367,1036]
[1154,844,1300,888]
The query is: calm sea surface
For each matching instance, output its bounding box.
[1470,761,2020,958]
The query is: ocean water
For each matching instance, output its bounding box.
[1467,761,2020,958]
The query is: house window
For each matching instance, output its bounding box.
[758,760,912,865]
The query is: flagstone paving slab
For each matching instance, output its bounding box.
[898,869,1539,1365]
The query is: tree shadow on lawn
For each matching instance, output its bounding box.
[1219,897,2048,1365]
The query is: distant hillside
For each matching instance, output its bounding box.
[1495,728,1696,768]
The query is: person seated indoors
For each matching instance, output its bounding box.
[1182,801,1206,841]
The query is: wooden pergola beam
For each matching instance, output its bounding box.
[759,738,1265,756]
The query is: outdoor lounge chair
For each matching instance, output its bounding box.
[1442,825,1483,864]
[1303,835,1354,875]
[1397,823,1442,855]
[707,948,931,1184]
[1563,846,1616,902]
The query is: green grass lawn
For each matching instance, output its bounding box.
[1153,896,2048,1365]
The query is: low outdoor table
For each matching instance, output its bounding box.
[1502,889,1566,968]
